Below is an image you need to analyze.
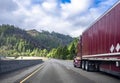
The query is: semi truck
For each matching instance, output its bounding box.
[73,1,120,77]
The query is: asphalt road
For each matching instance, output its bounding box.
[0,59,120,83]
[21,59,120,83]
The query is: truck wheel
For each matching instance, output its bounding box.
[82,61,85,70]
[74,64,76,67]
[85,61,89,71]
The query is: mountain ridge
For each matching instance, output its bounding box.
[0,24,73,50]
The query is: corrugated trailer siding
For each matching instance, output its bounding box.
[116,3,120,52]
[83,31,89,55]
[104,15,108,53]
[82,33,86,55]
[95,24,98,54]
[82,2,120,56]
[102,17,106,53]
[106,13,110,53]
[97,21,101,53]
[90,27,93,55]
[93,24,97,54]
[98,20,103,54]
[111,8,116,53]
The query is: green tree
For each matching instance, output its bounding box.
[18,41,22,52]
[42,49,48,57]
[61,46,69,59]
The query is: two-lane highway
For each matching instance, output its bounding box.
[0,59,119,83]
[20,59,120,83]
[22,59,94,83]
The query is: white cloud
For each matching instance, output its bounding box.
[0,0,119,37]
[61,0,91,14]
[42,1,57,11]
[70,28,86,37]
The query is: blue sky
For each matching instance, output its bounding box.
[0,0,119,37]
[61,0,71,3]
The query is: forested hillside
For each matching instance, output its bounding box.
[0,24,78,59]
[47,38,78,59]
[27,29,73,50]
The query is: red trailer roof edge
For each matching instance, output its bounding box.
[83,0,120,34]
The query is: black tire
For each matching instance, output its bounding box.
[82,61,85,70]
[74,64,76,67]
[85,61,89,71]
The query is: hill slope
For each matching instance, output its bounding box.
[0,24,73,53]
[27,29,73,50]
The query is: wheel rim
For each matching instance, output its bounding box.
[85,62,88,70]
[82,61,84,69]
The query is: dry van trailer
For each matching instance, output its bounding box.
[74,1,120,77]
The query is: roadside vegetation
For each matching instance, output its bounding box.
[0,24,78,60]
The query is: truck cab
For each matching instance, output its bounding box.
[73,56,81,67]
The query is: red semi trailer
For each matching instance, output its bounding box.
[74,1,120,77]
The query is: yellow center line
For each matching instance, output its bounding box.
[20,64,44,83]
